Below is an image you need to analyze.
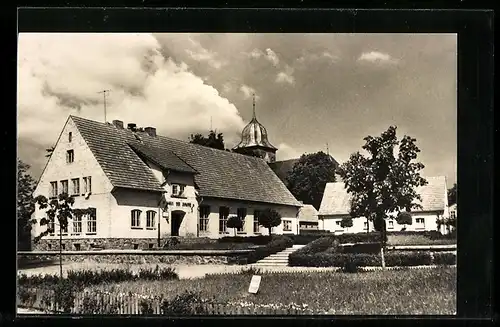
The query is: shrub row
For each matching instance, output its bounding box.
[228,236,293,264]
[289,251,455,268]
[335,232,386,244]
[387,230,456,240]
[18,266,178,289]
[219,235,272,245]
[294,236,337,255]
[339,242,381,254]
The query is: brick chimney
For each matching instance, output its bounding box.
[127,123,137,131]
[112,120,124,129]
[144,127,157,137]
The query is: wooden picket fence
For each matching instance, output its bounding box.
[18,288,314,315]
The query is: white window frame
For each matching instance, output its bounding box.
[82,176,92,194]
[199,205,210,232]
[131,210,142,229]
[72,215,82,235]
[50,181,58,198]
[60,180,69,195]
[86,213,97,235]
[66,149,74,163]
[171,184,186,197]
[219,207,229,234]
[415,217,425,229]
[253,210,261,234]
[283,219,292,232]
[71,178,80,195]
[146,210,156,229]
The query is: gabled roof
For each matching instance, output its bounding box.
[318,176,448,216]
[71,116,302,207]
[298,204,319,223]
[128,142,198,174]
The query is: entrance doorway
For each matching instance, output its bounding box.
[171,211,185,236]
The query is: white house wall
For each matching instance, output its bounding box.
[320,212,442,234]
[32,117,114,241]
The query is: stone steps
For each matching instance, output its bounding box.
[253,245,305,267]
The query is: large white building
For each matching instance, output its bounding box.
[318,176,450,234]
[32,115,302,250]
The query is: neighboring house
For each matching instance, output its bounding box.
[32,116,302,250]
[318,176,450,234]
[446,203,457,234]
[297,204,319,230]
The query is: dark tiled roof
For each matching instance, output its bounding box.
[128,142,198,174]
[318,176,448,216]
[268,159,299,184]
[298,204,319,223]
[71,116,302,206]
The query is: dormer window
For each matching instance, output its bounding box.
[66,150,74,163]
[171,184,186,198]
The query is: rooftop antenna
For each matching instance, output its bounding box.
[252,93,256,119]
[98,89,111,123]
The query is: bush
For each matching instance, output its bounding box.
[139,298,155,315]
[18,288,37,307]
[53,280,77,313]
[433,252,456,265]
[335,232,384,244]
[290,251,435,268]
[387,230,456,240]
[294,236,336,255]
[138,265,178,281]
[290,234,331,245]
[79,291,119,314]
[218,235,271,245]
[160,291,208,316]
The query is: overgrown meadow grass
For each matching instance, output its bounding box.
[387,234,456,246]
[87,267,456,315]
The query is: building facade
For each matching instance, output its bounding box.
[318,176,450,234]
[32,115,302,250]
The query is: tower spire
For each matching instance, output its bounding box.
[252,93,256,119]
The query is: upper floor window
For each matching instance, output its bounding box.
[71,178,80,195]
[60,180,69,195]
[50,181,58,198]
[66,150,74,163]
[171,184,186,197]
[199,205,210,232]
[146,210,156,229]
[131,209,142,229]
[83,176,92,194]
[68,132,72,143]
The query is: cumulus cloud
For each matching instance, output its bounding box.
[245,48,280,67]
[358,51,399,64]
[239,84,260,100]
[17,33,246,166]
[297,51,339,64]
[185,36,225,69]
[275,65,295,85]
[276,143,302,161]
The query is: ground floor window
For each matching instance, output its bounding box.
[237,208,247,233]
[253,210,261,233]
[388,220,394,229]
[199,205,210,232]
[131,209,141,229]
[219,207,229,234]
[87,214,97,234]
[73,215,82,235]
[146,210,156,229]
[283,219,292,232]
[415,217,425,229]
[363,221,368,231]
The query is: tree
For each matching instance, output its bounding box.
[337,126,427,269]
[45,145,55,158]
[32,193,75,242]
[189,130,225,150]
[286,151,337,210]
[257,208,282,236]
[448,183,457,206]
[396,211,413,231]
[226,215,244,236]
[17,160,37,250]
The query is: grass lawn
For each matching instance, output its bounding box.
[87,267,456,315]
[387,234,456,246]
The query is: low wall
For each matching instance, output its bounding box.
[31,237,217,251]
[18,249,253,266]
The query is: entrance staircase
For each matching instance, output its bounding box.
[252,244,305,267]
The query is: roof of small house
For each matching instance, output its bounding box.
[269,155,340,185]
[298,204,319,223]
[71,116,302,207]
[318,176,448,216]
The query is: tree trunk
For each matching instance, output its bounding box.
[269,227,272,237]
[380,246,386,270]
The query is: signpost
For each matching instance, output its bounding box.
[248,275,261,294]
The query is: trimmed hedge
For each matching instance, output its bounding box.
[340,242,381,254]
[218,235,271,245]
[335,232,386,244]
[433,252,457,265]
[387,230,456,240]
[289,251,451,268]
[228,236,293,264]
[294,236,337,255]
[290,234,332,245]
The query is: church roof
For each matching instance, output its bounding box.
[232,97,277,151]
[71,116,302,207]
[318,176,448,216]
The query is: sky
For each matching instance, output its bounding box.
[17,33,457,185]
